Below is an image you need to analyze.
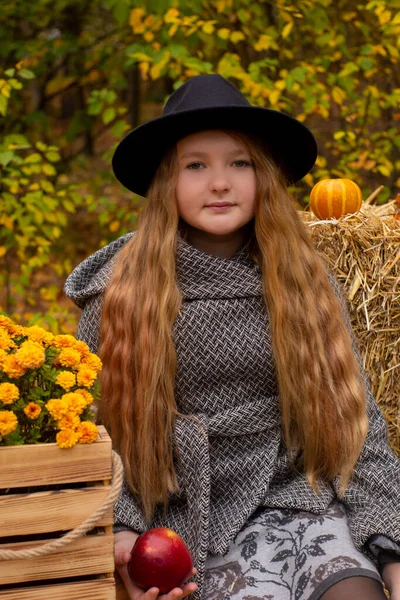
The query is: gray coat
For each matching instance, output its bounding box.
[65,233,400,598]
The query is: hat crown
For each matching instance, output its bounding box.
[163,74,251,115]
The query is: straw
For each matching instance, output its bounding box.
[300,198,400,454]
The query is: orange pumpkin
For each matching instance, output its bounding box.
[310,178,362,219]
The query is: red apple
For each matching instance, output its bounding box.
[128,527,194,594]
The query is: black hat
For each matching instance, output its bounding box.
[112,74,318,196]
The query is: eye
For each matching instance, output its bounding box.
[186,162,204,170]
[233,160,251,167]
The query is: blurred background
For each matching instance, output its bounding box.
[1,0,399,332]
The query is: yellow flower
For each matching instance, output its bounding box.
[0,328,14,351]
[24,402,41,419]
[62,392,87,415]
[46,398,69,420]
[0,410,18,436]
[80,353,103,373]
[74,340,91,359]
[0,348,6,369]
[75,388,94,406]
[0,316,24,336]
[57,411,81,431]
[56,371,76,391]
[76,421,98,444]
[0,315,13,331]
[15,340,45,369]
[3,354,27,378]
[58,347,81,369]
[52,334,77,349]
[24,325,54,346]
[56,428,78,448]
[77,368,97,388]
[0,382,19,404]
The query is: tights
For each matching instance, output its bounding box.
[321,576,387,600]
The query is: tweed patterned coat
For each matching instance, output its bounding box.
[64,232,400,599]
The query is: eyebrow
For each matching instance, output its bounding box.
[179,149,250,159]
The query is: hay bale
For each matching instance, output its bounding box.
[300,200,400,455]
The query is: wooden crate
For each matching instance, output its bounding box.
[0,425,116,600]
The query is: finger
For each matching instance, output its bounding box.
[145,588,161,599]
[115,550,131,568]
[181,582,198,597]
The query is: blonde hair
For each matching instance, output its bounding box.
[99,130,368,522]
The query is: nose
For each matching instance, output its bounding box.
[209,168,231,194]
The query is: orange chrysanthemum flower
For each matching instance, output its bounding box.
[75,388,94,406]
[0,328,14,351]
[24,402,41,420]
[0,348,6,369]
[0,410,18,436]
[46,398,69,420]
[52,335,77,349]
[3,354,27,378]
[0,316,24,336]
[74,340,91,359]
[76,421,98,444]
[57,411,81,431]
[76,368,96,388]
[56,371,76,391]
[0,382,19,404]
[24,325,54,346]
[62,392,87,415]
[80,353,102,373]
[15,340,45,369]
[56,428,78,448]
[58,347,81,369]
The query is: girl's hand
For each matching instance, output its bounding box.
[382,562,400,600]
[114,530,198,600]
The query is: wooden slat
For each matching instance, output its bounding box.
[0,532,114,585]
[0,486,113,536]
[0,426,111,489]
[0,578,116,600]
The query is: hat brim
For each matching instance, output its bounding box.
[112,105,318,196]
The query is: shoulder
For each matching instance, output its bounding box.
[64,232,135,308]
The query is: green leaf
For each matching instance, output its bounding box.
[87,100,103,116]
[25,153,42,164]
[45,152,61,163]
[0,95,8,116]
[358,57,375,71]
[338,62,359,78]
[18,69,35,80]
[0,151,14,166]
[8,78,23,90]
[5,68,15,77]
[103,107,116,124]
[112,0,129,25]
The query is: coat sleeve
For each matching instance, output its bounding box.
[75,293,148,534]
[327,271,400,561]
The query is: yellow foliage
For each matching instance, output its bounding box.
[282,21,294,39]
[269,90,280,105]
[169,23,179,37]
[230,31,245,44]
[129,7,146,33]
[332,86,346,105]
[202,22,215,34]
[217,28,231,40]
[164,8,179,23]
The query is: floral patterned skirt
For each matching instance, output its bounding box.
[203,502,382,600]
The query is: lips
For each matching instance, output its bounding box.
[206,203,234,207]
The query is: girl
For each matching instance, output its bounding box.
[65,74,400,600]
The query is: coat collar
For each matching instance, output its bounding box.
[176,235,262,301]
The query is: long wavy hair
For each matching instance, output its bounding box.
[99,130,368,523]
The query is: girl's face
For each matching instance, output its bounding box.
[176,130,256,239]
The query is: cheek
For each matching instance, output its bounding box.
[176,174,202,218]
